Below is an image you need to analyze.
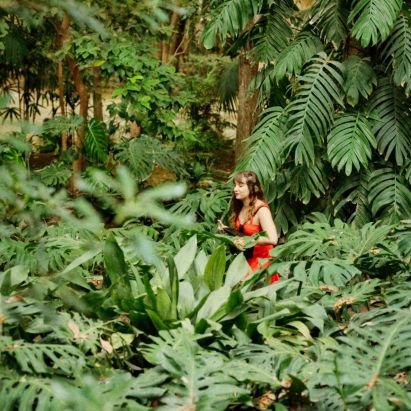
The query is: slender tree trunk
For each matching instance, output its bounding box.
[92,66,103,121]
[59,13,89,192]
[235,52,259,160]
[58,14,69,151]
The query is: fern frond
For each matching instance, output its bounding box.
[382,14,411,94]
[327,112,376,175]
[84,118,109,164]
[202,0,262,49]
[285,53,344,165]
[236,107,287,185]
[252,5,292,62]
[368,167,411,219]
[369,78,411,166]
[310,0,349,48]
[349,0,403,47]
[274,32,324,81]
[343,56,377,106]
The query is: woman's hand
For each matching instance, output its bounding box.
[217,219,228,232]
[233,237,246,250]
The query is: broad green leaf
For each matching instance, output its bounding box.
[174,235,197,279]
[204,245,226,290]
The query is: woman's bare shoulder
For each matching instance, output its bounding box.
[254,199,268,210]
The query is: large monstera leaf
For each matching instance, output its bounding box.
[349,0,403,47]
[369,78,411,166]
[327,112,377,175]
[308,308,411,411]
[285,53,344,165]
[382,13,411,95]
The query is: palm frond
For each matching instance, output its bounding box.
[368,167,411,220]
[236,107,287,186]
[289,160,330,204]
[369,78,411,166]
[310,0,349,48]
[274,32,324,81]
[332,173,372,226]
[114,136,185,182]
[327,112,377,175]
[285,53,344,165]
[382,13,411,94]
[252,5,293,63]
[84,118,109,164]
[349,0,403,47]
[202,0,262,49]
[343,55,377,106]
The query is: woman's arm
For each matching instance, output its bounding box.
[256,207,278,245]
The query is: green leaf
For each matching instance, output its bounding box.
[174,235,197,279]
[201,0,261,49]
[274,32,324,81]
[197,286,231,321]
[204,245,226,291]
[349,0,403,47]
[327,112,377,175]
[382,14,411,94]
[103,234,129,286]
[285,53,344,165]
[343,56,377,106]
[225,253,249,287]
[84,118,109,163]
[369,78,411,166]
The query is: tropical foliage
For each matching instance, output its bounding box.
[203,0,411,232]
[0,0,411,410]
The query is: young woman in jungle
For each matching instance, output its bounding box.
[218,171,279,283]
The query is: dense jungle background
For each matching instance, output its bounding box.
[1,0,411,410]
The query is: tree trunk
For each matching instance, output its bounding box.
[92,66,103,121]
[236,52,259,160]
[58,14,69,151]
[60,13,88,192]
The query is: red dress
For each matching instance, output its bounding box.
[235,203,280,284]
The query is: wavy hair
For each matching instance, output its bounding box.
[229,171,265,227]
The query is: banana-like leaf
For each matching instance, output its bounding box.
[274,32,324,81]
[236,107,287,186]
[84,118,109,164]
[310,0,349,48]
[35,162,71,188]
[382,13,411,94]
[369,78,411,166]
[349,0,403,47]
[342,56,377,106]
[327,112,377,175]
[202,0,262,49]
[285,53,344,165]
[368,167,411,219]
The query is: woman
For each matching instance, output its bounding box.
[219,171,279,283]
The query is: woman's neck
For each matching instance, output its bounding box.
[243,198,252,207]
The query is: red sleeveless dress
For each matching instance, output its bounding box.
[235,203,279,284]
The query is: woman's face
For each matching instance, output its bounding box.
[233,177,250,201]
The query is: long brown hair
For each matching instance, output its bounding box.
[229,171,265,227]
